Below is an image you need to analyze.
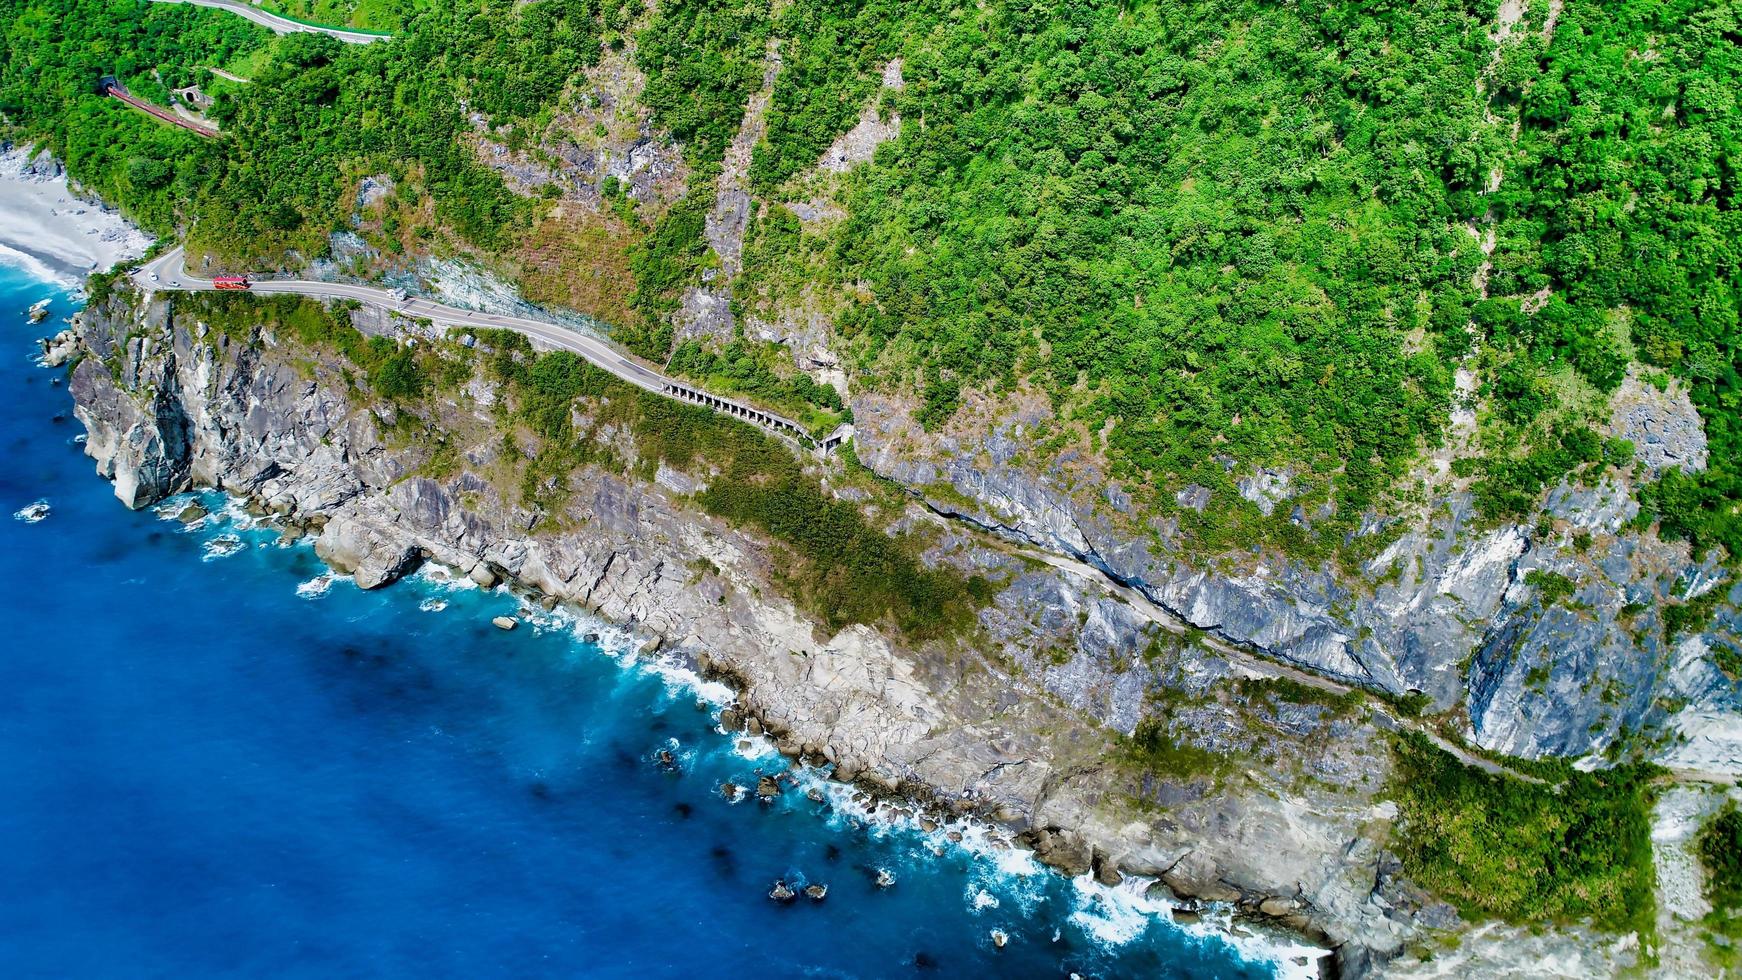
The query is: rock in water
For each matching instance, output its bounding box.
[175,501,208,524]
[804,883,828,901]
[874,868,896,889]
[491,616,517,631]
[990,930,1008,949]
[768,879,796,902]
[756,775,782,799]
[720,781,741,801]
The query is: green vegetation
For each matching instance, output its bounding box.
[668,337,845,437]
[1389,733,1658,935]
[816,0,1492,543]
[0,0,270,231]
[6,0,1739,567]
[1699,803,1742,968]
[1497,1,1742,561]
[474,331,990,640]
[3,0,630,261]
[1119,718,1227,782]
[183,293,456,400]
[1526,569,1579,609]
[748,0,904,191]
[1662,585,1728,641]
[1233,676,1362,717]
[1701,804,1742,909]
[634,0,770,172]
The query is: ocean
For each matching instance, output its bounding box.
[0,264,1303,979]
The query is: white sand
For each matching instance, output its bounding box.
[0,143,154,287]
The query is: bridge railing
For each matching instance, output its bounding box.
[661,382,825,450]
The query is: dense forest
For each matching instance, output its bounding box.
[1,0,1737,562]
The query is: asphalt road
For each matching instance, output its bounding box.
[149,0,390,44]
[131,248,812,438]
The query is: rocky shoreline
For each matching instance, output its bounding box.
[60,287,1403,973]
[52,284,1741,977]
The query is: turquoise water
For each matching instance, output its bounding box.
[0,265,1296,978]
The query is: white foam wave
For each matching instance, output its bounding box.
[411,564,480,592]
[0,242,77,289]
[202,533,245,561]
[419,597,448,612]
[297,574,335,598]
[12,499,50,523]
[1065,874,1330,980]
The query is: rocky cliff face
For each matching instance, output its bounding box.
[851,388,1741,774]
[63,288,1733,977]
[61,287,1474,975]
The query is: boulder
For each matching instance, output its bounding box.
[491,616,518,631]
[768,880,796,902]
[1018,827,1094,877]
[756,775,782,799]
[804,883,828,901]
[468,563,499,588]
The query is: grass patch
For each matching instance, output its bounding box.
[473,330,991,641]
[1118,718,1228,782]
[1389,732,1659,936]
[1700,803,1742,969]
[1233,676,1363,716]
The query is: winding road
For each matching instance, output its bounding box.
[149,0,390,44]
[132,248,841,448]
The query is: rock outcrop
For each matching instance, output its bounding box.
[851,387,1741,768]
[62,287,1725,977]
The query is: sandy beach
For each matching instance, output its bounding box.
[0,143,154,287]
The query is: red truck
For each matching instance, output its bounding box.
[212,276,250,290]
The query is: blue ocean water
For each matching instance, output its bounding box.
[0,265,1301,979]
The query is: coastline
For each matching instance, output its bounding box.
[0,143,153,287]
[0,168,1337,975]
[59,281,1366,975]
[165,487,1336,980]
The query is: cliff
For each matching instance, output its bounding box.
[59,287,1735,977]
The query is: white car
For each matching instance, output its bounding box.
[150,273,159,282]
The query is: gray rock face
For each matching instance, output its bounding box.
[63,289,1461,972]
[850,388,1740,766]
[67,290,1726,977]
[1607,368,1709,475]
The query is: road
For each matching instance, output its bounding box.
[131,248,817,443]
[1001,529,1552,784]
[149,0,390,44]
